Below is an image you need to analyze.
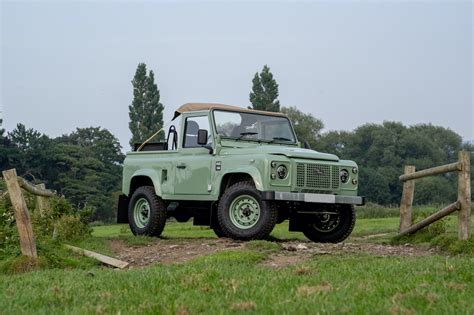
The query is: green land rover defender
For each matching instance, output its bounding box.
[118,103,364,242]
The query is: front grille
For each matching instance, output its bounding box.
[295,163,340,190]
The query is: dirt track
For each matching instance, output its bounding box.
[109,237,439,268]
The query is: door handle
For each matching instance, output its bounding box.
[177,164,186,169]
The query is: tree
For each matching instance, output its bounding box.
[7,123,53,180]
[56,127,125,221]
[249,65,280,112]
[0,116,4,137]
[129,63,164,149]
[281,106,324,147]
[1,123,124,222]
[315,122,464,205]
[60,127,124,165]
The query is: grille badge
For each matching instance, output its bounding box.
[313,167,326,176]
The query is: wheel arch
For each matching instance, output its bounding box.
[218,169,263,197]
[126,169,163,197]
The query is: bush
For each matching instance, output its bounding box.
[32,196,93,241]
[0,180,92,262]
[0,191,19,258]
[54,215,91,241]
[431,235,474,255]
[412,209,447,237]
[392,207,451,247]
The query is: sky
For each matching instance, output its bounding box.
[1,0,473,151]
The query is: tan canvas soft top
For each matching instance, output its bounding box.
[172,103,286,120]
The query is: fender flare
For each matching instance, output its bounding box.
[128,169,163,197]
[218,167,264,194]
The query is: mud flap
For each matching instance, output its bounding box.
[117,194,129,223]
[209,201,220,229]
[289,216,304,232]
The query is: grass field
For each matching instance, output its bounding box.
[91,217,401,239]
[1,216,473,314]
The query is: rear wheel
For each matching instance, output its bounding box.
[128,186,167,236]
[302,204,355,243]
[217,182,278,240]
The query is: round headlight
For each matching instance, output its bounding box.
[352,167,358,174]
[340,169,349,183]
[276,165,288,179]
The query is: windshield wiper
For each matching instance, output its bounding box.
[237,132,258,139]
[268,137,293,143]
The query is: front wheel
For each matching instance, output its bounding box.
[217,182,278,240]
[302,204,355,243]
[128,186,167,236]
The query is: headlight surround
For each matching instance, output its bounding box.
[276,165,288,179]
[340,169,349,183]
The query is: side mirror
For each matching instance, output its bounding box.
[303,140,311,149]
[197,129,208,145]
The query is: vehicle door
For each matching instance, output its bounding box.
[173,114,213,195]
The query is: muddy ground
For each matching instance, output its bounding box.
[109,236,439,268]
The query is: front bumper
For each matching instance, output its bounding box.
[261,191,365,205]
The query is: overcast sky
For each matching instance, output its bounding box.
[1,0,472,150]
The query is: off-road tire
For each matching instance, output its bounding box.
[212,224,226,238]
[128,186,167,237]
[217,182,278,240]
[302,204,355,243]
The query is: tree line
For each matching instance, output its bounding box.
[1,63,471,222]
[0,125,124,222]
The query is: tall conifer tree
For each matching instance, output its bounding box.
[129,63,164,148]
[249,65,280,112]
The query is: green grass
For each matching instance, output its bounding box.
[1,250,473,314]
[355,203,452,219]
[2,216,474,314]
[92,217,402,241]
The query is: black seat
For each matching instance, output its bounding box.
[185,120,199,147]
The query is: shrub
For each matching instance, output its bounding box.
[431,235,474,255]
[0,190,19,258]
[1,180,93,260]
[412,209,447,237]
[54,215,91,241]
[31,196,93,241]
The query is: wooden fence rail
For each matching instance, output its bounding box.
[2,169,57,257]
[398,151,471,240]
[1,168,130,268]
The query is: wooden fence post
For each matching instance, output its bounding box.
[2,169,37,257]
[36,183,50,216]
[400,165,416,231]
[458,151,471,240]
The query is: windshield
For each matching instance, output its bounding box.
[213,110,297,143]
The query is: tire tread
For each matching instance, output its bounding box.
[128,186,167,237]
[302,205,355,243]
[218,181,277,240]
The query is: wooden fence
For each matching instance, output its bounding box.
[2,169,55,257]
[398,151,471,240]
[1,168,129,268]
